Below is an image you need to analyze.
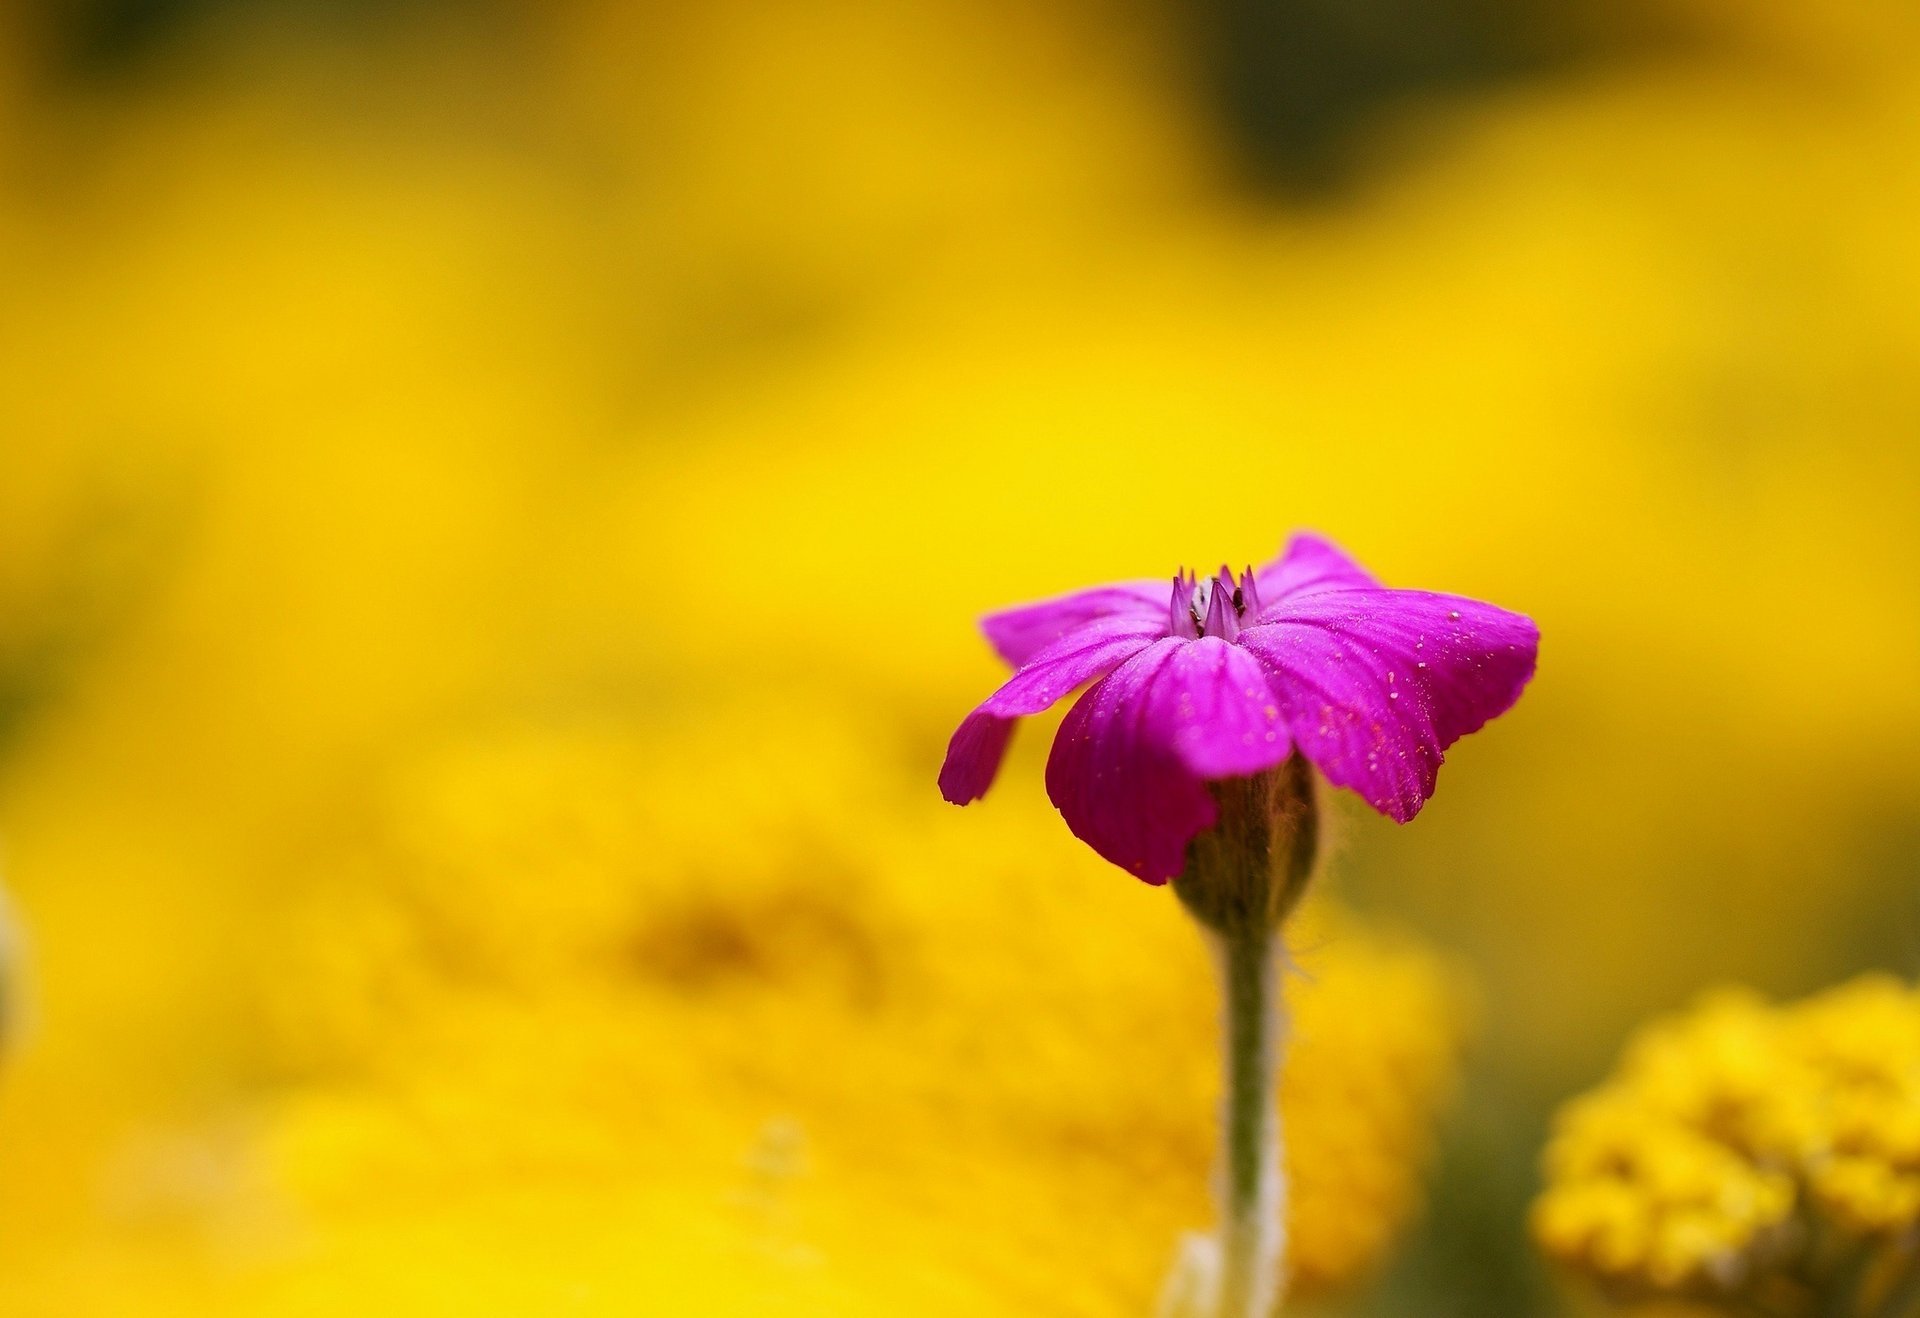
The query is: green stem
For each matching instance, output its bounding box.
[1172,758,1316,1318]
[1211,920,1285,1318]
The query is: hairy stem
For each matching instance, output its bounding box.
[1173,757,1316,1318]
[1211,921,1285,1318]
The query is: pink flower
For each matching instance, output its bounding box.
[939,534,1539,882]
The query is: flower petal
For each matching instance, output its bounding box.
[1160,637,1294,778]
[980,580,1169,666]
[1046,642,1212,883]
[941,613,1160,809]
[942,614,1163,810]
[1252,533,1379,617]
[981,615,1164,717]
[1043,637,1293,883]
[938,709,1016,805]
[1238,589,1538,821]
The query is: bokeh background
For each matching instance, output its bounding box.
[2,1,1918,1314]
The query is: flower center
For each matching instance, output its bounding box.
[1171,566,1259,642]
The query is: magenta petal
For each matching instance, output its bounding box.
[982,615,1163,717]
[1238,589,1538,821]
[1046,641,1214,883]
[1270,589,1540,747]
[1252,533,1379,617]
[1158,637,1293,778]
[1043,637,1292,883]
[938,709,1016,805]
[980,580,1168,666]
[942,614,1160,811]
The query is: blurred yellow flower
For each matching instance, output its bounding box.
[1534,977,1920,1313]
[237,708,1471,1313]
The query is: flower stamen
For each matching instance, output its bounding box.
[1172,566,1262,643]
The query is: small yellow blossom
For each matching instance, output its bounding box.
[1534,976,1920,1312]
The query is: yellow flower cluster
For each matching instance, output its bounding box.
[245,707,1471,1313]
[1534,978,1920,1309]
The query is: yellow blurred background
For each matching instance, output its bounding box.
[1,1,1918,1314]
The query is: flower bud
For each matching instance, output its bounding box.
[1174,752,1318,936]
